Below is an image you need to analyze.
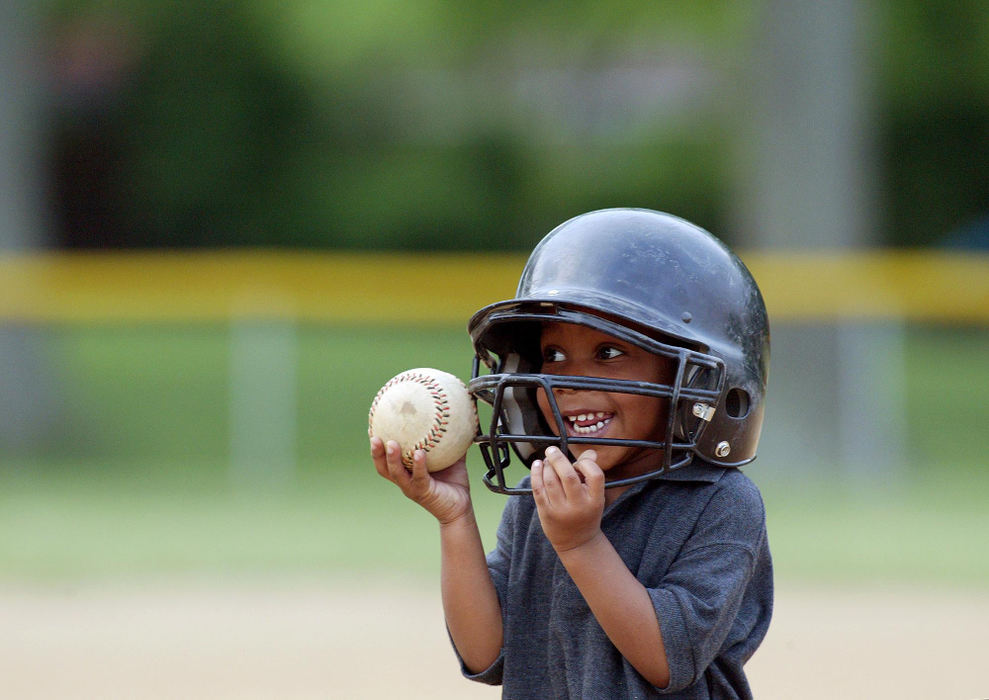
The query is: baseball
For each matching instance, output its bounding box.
[368,368,478,472]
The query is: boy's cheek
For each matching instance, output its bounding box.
[534,389,559,434]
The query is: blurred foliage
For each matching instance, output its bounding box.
[878,1,989,247]
[42,1,989,250]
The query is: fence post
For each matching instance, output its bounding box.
[228,317,298,489]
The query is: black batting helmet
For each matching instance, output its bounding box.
[468,208,770,494]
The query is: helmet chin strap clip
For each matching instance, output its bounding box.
[692,402,716,422]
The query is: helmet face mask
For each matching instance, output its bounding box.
[468,208,770,495]
[470,304,727,495]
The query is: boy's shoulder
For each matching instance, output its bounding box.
[651,462,767,529]
[660,461,763,496]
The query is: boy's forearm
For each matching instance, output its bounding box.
[556,532,671,688]
[439,510,503,673]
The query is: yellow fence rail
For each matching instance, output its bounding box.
[1,249,987,324]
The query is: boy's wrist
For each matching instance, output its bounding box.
[437,506,477,530]
[552,528,606,558]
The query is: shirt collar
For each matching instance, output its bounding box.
[655,460,727,484]
[604,460,726,512]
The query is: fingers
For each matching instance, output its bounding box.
[534,446,604,506]
[532,447,606,552]
[573,449,604,491]
[371,437,400,477]
[544,446,586,496]
[370,436,392,479]
[530,457,551,507]
[371,438,422,490]
[406,447,432,493]
[531,447,564,509]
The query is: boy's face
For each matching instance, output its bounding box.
[535,321,675,480]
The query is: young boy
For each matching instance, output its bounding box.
[371,208,772,699]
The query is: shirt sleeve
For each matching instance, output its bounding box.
[648,476,768,693]
[458,649,505,685]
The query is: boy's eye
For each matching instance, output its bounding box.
[542,347,566,363]
[597,345,625,360]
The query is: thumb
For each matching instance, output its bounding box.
[573,449,602,477]
[575,449,598,465]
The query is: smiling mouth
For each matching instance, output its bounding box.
[565,411,614,435]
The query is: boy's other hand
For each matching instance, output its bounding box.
[371,437,473,525]
[532,447,605,552]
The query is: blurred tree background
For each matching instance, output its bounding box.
[2,0,986,606]
[41,0,989,252]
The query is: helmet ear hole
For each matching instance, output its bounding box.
[725,388,750,419]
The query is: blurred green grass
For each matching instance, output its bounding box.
[1,323,987,587]
[3,462,987,587]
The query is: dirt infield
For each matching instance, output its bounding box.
[1,578,985,699]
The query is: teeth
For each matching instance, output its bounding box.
[565,413,611,434]
[568,412,607,422]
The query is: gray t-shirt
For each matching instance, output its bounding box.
[459,462,773,699]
